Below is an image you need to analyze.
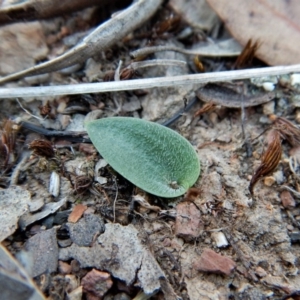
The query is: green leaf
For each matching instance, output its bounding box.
[86,117,200,198]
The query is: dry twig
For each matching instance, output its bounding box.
[1,64,300,99]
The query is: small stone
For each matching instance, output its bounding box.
[216,133,231,143]
[67,214,105,247]
[58,239,72,248]
[259,115,273,124]
[252,151,260,160]
[273,170,285,184]
[291,73,300,85]
[67,286,83,300]
[255,266,267,278]
[65,274,79,293]
[25,228,58,277]
[263,101,275,115]
[175,201,202,241]
[280,190,296,209]
[290,231,300,243]
[262,82,275,92]
[211,231,228,248]
[193,248,236,275]
[58,261,72,275]
[264,176,276,187]
[81,269,113,300]
[68,204,88,223]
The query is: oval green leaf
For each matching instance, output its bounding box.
[86,117,200,198]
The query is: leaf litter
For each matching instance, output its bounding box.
[1,0,300,299]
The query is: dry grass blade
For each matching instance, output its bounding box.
[249,130,282,195]
[271,116,300,147]
[233,39,260,69]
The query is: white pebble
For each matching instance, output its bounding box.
[211,231,228,248]
[291,74,300,85]
[262,82,275,91]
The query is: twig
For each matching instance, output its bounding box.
[1,64,300,99]
[0,0,163,85]
[10,151,31,186]
[113,176,118,223]
[130,39,242,58]
[128,59,187,70]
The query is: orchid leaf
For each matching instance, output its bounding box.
[86,117,200,198]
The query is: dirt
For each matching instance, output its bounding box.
[0,1,300,300]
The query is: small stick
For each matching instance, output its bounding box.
[130,39,242,58]
[1,64,300,99]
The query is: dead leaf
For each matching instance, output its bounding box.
[0,244,45,299]
[0,22,48,75]
[249,130,282,194]
[169,0,219,31]
[25,228,59,277]
[206,0,300,65]
[0,186,29,242]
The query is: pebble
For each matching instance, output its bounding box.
[81,269,113,299]
[277,98,288,108]
[255,266,267,278]
[262,82,275,92]
[193,248,236,275]
[175,201,202,241]
[67,286,83,300]
[280,190,296,209]
[259,115,273,124]
[273,170,285,184]
[290,73,300,85]
[65,274,79,293]
[211,231,228,248]
[262,101,275,115]
[264,176,276,187]
[58,261,72,275]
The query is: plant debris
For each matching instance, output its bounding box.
[249,130,282,194]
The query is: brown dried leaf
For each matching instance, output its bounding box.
[272,116,300,147]
[206,0,300,65]
[249,130,282,194]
